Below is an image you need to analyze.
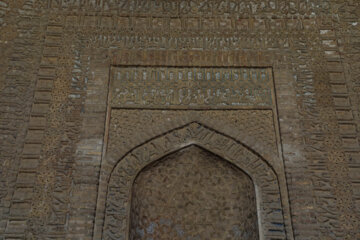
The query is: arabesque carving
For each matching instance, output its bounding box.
[102,122,286,240]
[1,0,359,239]
[129,146,259,240]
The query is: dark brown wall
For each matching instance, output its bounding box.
[0,1,359,239]
[130,146,258,240]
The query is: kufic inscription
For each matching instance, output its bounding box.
[110,67,273,108]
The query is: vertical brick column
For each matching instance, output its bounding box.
[5,21,64,239]
[67,49,110,239]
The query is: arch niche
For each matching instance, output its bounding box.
[101,122,286,240]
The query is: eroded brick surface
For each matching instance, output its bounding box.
[0,1,359,239]
[130,146,258,240]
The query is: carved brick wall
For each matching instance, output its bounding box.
[0,1,359,240]
[94,63,291,239]
[102,122,286,239]
[129,146,259,240]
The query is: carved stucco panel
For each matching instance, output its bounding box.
[101,123,286,240]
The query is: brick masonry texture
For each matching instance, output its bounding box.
[0,0,359,239]
[130,146,259,240]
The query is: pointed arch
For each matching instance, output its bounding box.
[98,122,287,240]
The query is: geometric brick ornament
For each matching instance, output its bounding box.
[101,122,286,239]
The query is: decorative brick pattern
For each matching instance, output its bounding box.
[110,66,273,108]
[130,146,258,240]
[0,1,359,239]
[104,123,285,240]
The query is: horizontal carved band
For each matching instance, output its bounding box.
[110,66,273,108]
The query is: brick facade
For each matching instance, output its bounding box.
[0,1,359,239]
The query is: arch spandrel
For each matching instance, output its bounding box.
[105,110,280,170]
[100,122,286,240]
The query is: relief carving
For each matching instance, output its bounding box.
[1,0,358,239]
[110,67,273,108]
[102,123,286,240]
[129,146,259,240]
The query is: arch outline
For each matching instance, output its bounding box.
[99,122,287,240]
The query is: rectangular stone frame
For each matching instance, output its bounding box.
[91,50,295,240]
